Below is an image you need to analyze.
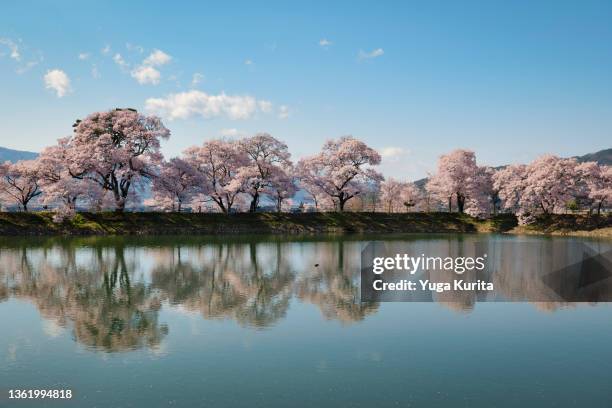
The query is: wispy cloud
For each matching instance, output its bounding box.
[1,37,43,74]
[358,48,384,60]
[78,52,90,60]
[380,146,409,160]
[113,53,128,69]
[145,90,274,120]
[319,38,332,48]
[278,105,290,119]
[0,38,21,61]
[125,43,144,53]
[244,59,253,65]
[191,72,204,86]
[220,128,245,137]
[44,69,71,97]
[101,44,111,55]
[16,60,40,74]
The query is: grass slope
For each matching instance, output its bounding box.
[0,211,608,237]
[0,212,519,236]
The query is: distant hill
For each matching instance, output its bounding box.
[0,147,38,163]
[575,148,612,165]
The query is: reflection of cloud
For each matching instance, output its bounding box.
[42,319,64,338]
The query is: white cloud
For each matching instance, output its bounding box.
[258,100,272,113]
[127,49,171,85]
[101,44,111,55]
[319,39,332,47]
[380,146,408,159]
[244,59,253,65]
[131,65,161,85]
[16,60,39,74]
[44,69,71,97]
[0,38,21,61]
[143,49,171,66]
[91,64,100,79]
[145,90,274,120]
[78,52,90,60]
[220,128,242,137]
[191,72,204,86]
[126,43,144,53]
[278,105,290,119]
[113,53,128,69]
[358,48,384,60]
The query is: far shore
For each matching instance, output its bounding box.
[0,212,610,237]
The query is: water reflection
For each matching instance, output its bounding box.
[0,235,610,352]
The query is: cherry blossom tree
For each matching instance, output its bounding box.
[37,137,90,213]
[520,155,579,217]
[426,149,489,214]
[576,162,612,215]
[238,133,292,212]
[67,108,170,212]
[182,139,248,214]
[0,160,42,211]
[297,136,382,212]
[379,179,424,213]
[398,182,423,212]
[149,158,201,212]
[492,164,528,214]
[494,156,579,224]
[379,178,404,212]
[269,168,297,212]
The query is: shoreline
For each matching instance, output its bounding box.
[0,212,610,238]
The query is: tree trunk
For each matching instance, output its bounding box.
[448,197,452,213]
[249,192,259,213]
[115,198,126,213]
[457,193,465,213]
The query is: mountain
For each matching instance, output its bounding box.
[0,147,38,163]
[575,148,612,165]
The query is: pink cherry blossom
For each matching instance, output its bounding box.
[0,160,42,211]
[297,136,382,211]
[67,108,170,212]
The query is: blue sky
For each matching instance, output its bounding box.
[1,0,611,179]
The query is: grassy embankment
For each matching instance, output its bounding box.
[0,211,609,237]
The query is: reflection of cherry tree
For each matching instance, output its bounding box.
[0,242,167,352]
[150,241,294,328]
[294,241,379,323]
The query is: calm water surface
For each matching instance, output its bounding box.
[1,234,611,408]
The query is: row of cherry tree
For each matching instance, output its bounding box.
[0,109,610,224]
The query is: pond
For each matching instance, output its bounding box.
[1,234,611,407]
